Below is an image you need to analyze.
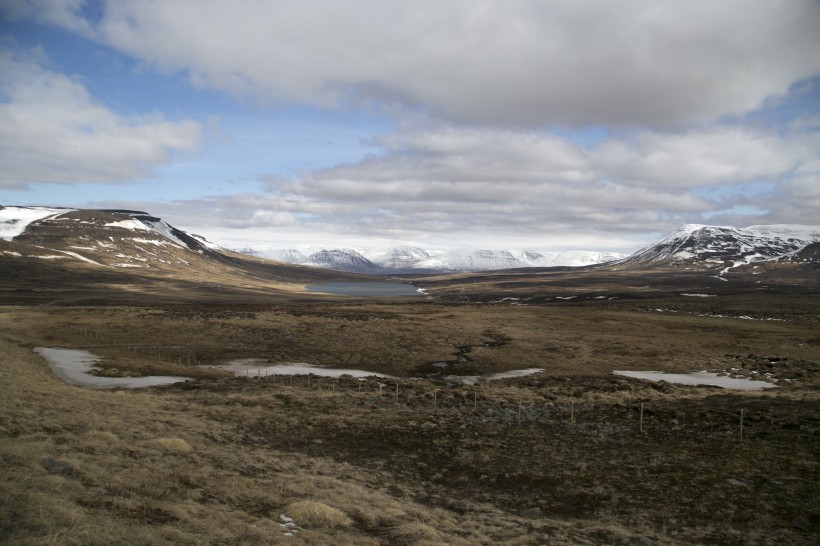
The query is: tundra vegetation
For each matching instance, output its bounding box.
[1,271,819,544]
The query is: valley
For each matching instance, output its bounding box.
[1,207,819,544]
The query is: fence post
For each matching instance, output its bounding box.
[640,403,644,433]
[740,409,744,442]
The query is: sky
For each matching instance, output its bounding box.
[1,1,819,254]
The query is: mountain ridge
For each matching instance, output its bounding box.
[252,246,627,273]
[620,224,820,271]
[3,205,819,277]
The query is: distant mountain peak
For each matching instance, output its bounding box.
[261,245,625,273]
[622,223,820,268]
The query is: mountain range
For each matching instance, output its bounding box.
[2,206,819,278]
[618,224,820,272]
[256,246,627,274]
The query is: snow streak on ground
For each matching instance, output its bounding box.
[444,368,544,385]
[213,359,395,379]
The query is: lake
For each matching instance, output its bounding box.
[305,281,425,296]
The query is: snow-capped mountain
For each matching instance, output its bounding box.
[362,246,433,269]
[268,248,307,263]
[533,251,626,268]
[5,206,816,278]
[303,249,382,273]
[414,249,526,272]
[776,241,820,264]
[621,224,820,268]
[0,206,222,269]
[259,246,625,273]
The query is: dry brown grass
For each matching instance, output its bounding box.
[140,437,193,453]
[2,298,819,545]
[285,500,353,529]
[383,521,445,545]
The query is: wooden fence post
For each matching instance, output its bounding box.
[640,403,644,433]
[740,409,744,442]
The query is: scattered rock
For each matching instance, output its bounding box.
[791,516,811,530]
[40,457,74,476]
[637,537,653,546]
[519,507,541,519]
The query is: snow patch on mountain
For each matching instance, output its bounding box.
[0,206,74,241]
[104,219,151,231]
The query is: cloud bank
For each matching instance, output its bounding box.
[95,1,820,126]
[2,1,819,250]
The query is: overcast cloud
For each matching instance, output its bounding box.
[1,1,819,252]
[84,0,820,126]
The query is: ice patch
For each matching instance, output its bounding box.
[681,293,717,297]
[34,347,190,389]
[212,359,395,379]
[613,370,777,390]
[445,368,544,385]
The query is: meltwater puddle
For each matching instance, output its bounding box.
[211,358,395,379]
[34,347,191,389]
[444,368,545,386]
[613,370,777,391]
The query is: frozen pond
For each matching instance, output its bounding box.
[34,347,191,389]
[445,368,544,386]
[305,282,424,296]
[612,370,777,390]
[213,358,395,378]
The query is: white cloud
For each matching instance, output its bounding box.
[1,0,93,36]
[250,122,816,245]
[0,50,202,189]
[593,129,798,187]
[24,0,820,127]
